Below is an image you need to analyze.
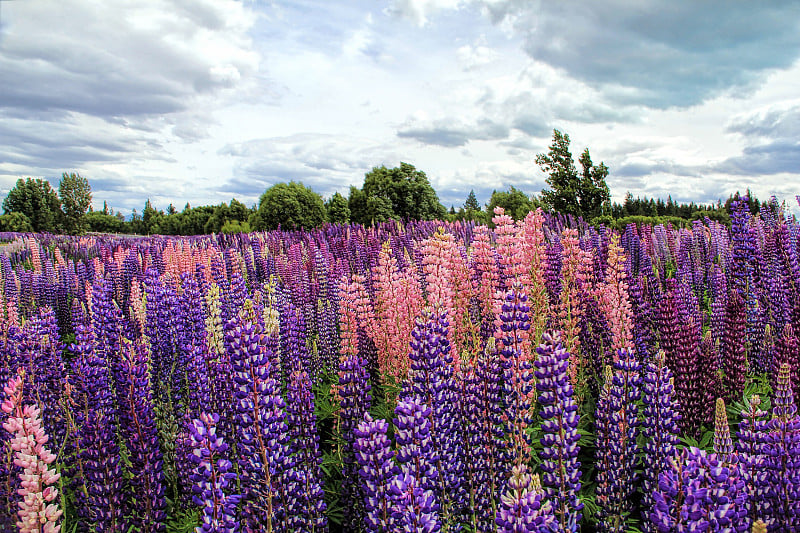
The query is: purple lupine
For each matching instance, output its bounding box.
[699,331,723,427]
[595,348,641,532]
[117,339,166,532]
[457,340,510,532]
[285,369,327,532]
[723,290,748,405]
[640,351,681,533]
[394,396,439,496]
[227,306,288,531]
[188,412,241,533]
[389,474,441,533]
[534,331,582,532]
[772,324,800,397]
[496,285,534,467]
[651,448,710,531]
[495,464,556,533]
[75,334,124,531]
[338,347,372,531]
[763,362,800,530]
[354,413,398,533]
[17,307,65,445]
[737,394,770,523]
[400,307,465,525]
[711,398,750,531]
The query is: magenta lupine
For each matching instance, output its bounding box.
[534,331,582,532]
[1,371,62,533]
[723,290,748,405]
[495,464,556,533]
[188,412,241,533]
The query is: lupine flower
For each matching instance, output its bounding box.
[595,348,641,532]
[188,412,241,533]
[117,339,166,532]
[598,233,634,355]
[227,309,293,532]
[2,371,62,533]
[389,473,441,533]
[555,229,590,380]
[400,307,465,524]
[495,284,534,466]
[763,362,800,529]
[737,394,770,522]
[354,413,398,533]
[285,369,327,532]
[640,352,681,533]
[521,208,550,341]
[337,344,372,531]
[534,331,582,532]
[394,395,440,498]
[723,290,748,405]
[495,464,555,533]
[458,337,509,531]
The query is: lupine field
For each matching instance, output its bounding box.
[1,197,800,532]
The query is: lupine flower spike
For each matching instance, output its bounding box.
[2,370,63,533]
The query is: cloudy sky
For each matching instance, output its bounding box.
[1,0,799,215]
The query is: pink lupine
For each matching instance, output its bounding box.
[2,371,62,533]
[522,208,550,343]
[421,230,479,360]
[599,233,634,357]
[372,243,424,377]
[471,225,500,332]
[492,207,529,287]
[556,228,590,383]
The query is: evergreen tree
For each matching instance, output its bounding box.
[537,129,610,219]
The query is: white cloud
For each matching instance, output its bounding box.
[386,0,464,26]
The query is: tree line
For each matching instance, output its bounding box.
[0,130,766,235]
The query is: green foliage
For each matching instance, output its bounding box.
[84,211,124,233]
[692,209,730,226]
[253,181,327,231]
[349,162,446,225]
[537,129,610,219]
[219,219,252,234]
[3,177,63,232]
[486,186,536,221]
[59,172,92,234]
[610,215,691,231]
[204,199,252,234]
[325,192,350,225]
[0,212,33,232]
